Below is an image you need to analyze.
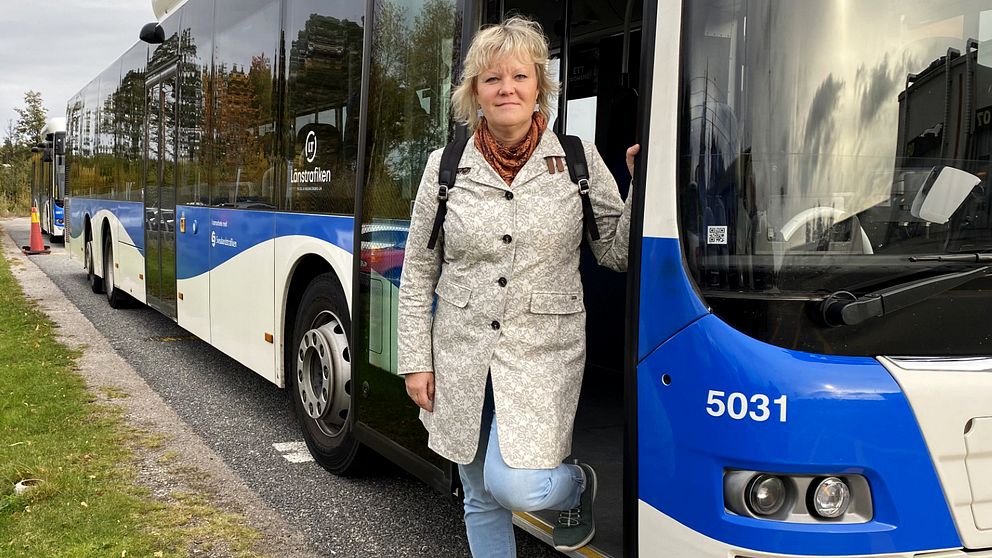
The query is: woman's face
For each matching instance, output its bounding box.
[475,55,539,132]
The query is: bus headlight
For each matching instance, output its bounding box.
[747,474,787,516]
[725,470,871,523]
[810,477,851,518]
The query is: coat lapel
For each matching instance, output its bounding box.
[510,130,567,188]
[458,139,509,191]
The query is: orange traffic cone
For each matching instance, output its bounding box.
[22,207,51,255]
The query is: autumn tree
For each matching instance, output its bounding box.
[15,90,48,147]
[1,91,49,214]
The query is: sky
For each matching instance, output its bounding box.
[0,0,155,135]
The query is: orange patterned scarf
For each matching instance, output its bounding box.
[475,112,547,185]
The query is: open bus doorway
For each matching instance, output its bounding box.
[480,2,644,555]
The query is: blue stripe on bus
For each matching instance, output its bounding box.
[70,199,145,253]
[636,314,959,554]
[175,207,354,280]
[176,206,211,280]
[117,202,144,252]
[275,212,355,251]
[638,236,708,360]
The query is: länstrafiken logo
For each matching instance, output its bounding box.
[304,130,317,163]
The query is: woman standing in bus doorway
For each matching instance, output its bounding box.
[398,16,638,557]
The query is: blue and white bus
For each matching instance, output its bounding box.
[30,117,67,239]
[66,0,992,556]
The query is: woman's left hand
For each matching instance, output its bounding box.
[626,144,641,179]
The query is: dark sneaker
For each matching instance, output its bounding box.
[553,462,597,552]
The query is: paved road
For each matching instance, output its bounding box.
[3,218,560,558]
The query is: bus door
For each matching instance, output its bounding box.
[353,0,469,493]
[354,1,645,556]
[144,68,179,319]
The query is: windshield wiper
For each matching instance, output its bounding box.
[909,253,992,263]
[820,266,992,327]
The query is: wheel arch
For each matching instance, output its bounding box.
[100,216,114,254]
[83,213,106,277]
[279,254,348,389]
[98,215,114,276]
[83,213,93,244]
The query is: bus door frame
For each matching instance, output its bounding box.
[346,5,655,556]
[144,66,180,320]
[471,2,655,555]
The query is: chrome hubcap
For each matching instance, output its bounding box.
[296,311,351,437]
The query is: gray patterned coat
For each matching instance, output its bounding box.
[397,131,631,469]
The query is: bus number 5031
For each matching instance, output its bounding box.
[706,390,788,423]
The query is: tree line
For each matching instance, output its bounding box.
[1,91,48,215]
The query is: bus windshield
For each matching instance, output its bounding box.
[679,0,992,355]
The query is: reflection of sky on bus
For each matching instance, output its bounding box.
[714,1,992,226]
[214,0,366,83]
[0,0,152,132]
[287,2,363,32]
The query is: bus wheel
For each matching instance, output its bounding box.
[289,273,366,475]
[85,239,103,294]
[103,236,127,308]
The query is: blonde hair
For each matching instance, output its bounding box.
[451,16,559,130]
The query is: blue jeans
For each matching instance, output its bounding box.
[457,377,584,558]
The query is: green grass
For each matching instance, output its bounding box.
[0,252,263,557]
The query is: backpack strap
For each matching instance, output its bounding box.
[555,132,601,241]
[427,136,470,250]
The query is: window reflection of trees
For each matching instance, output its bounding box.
[66,97,84,197]
[214,55,275,205]
[109,62,147,203]
[366,0,460,221]
[67,0,460,216]
[286,11,364,214]
[212,0,280,209]
[175,28,210,206]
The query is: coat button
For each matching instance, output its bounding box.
[505,191,514,200]
[502,234,512,244]
[497,277,507,287]
[491,320,501,330]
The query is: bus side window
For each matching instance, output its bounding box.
[212,0,280,209]
[283,0,365,215]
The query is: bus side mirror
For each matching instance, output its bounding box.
[910,166,981,224]
[140,22,165,45]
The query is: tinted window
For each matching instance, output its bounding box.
[113,45,148,202]
[365,0,461,220]
[177,0,215,206]
[95,64,121,199]
[356,0,462,467]
[212,0,280,209]
[283,0,365,214]
[80,82,101,197]
[66,94,85,197]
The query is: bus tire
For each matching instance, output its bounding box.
[103,235,128,309]
[288,273,367,475]
[85,239,104,294]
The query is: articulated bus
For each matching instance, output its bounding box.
[29,117,67,239]
[65,0,992,555]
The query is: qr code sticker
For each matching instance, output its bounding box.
[707,226,728,245]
